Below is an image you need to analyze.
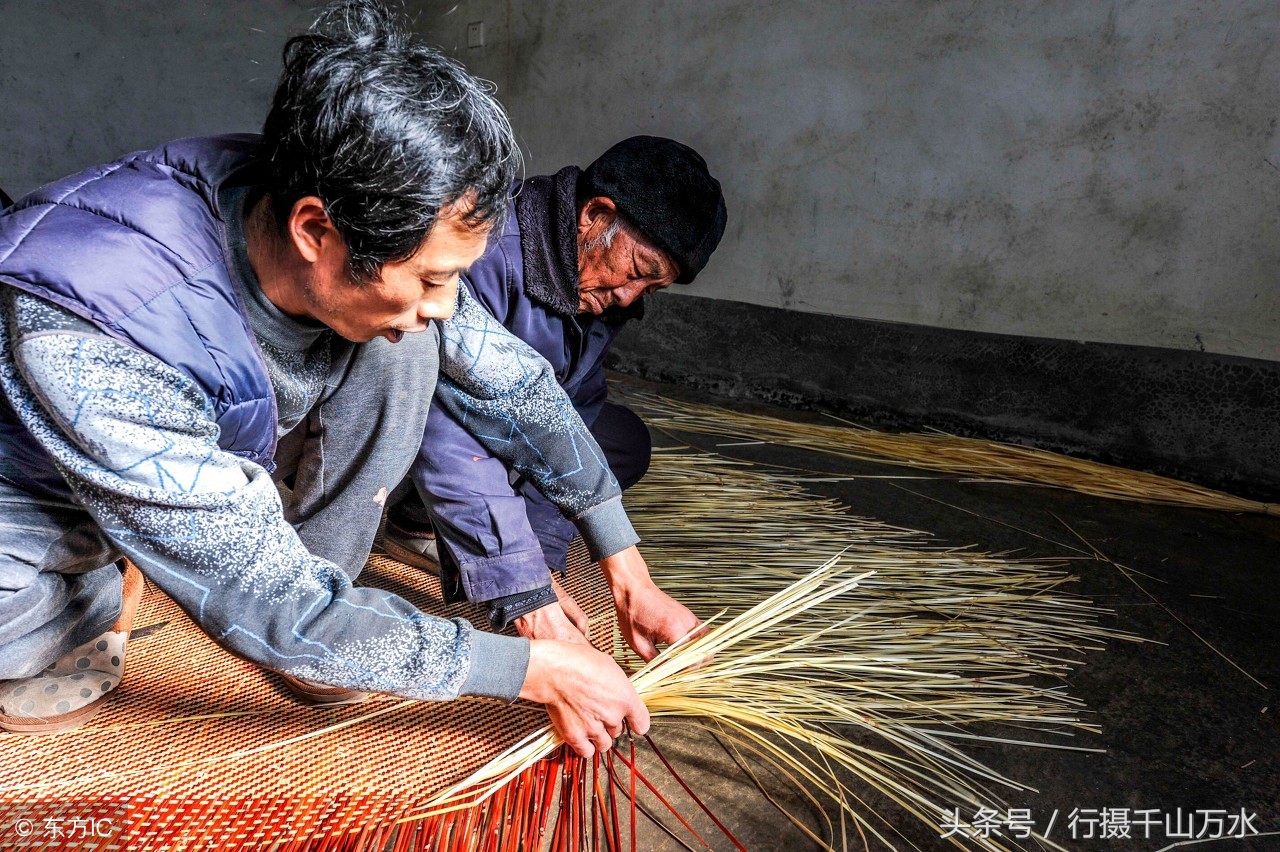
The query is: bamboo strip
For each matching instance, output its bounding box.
[401,450,1135,851]
[627,390,1279,516]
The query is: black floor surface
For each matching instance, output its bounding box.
[613,375,1279,852]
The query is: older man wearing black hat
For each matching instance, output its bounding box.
[386,136,727,655]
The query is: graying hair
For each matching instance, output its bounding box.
[583,212,646,253]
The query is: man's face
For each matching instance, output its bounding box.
[576,198,678,315]
[302,201,490,342]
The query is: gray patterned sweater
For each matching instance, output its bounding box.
[0,272,639,702]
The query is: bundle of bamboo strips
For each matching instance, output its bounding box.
[628,390,1280,516]
[404,450,1134,851]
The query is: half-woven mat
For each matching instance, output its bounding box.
[0,545,620,850]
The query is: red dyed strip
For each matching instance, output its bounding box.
[644,735,748,852]
[611,747,715,850]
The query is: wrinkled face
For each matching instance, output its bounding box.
[300,201,490,343]
[576,198,679,315]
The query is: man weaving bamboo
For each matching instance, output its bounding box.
[384,137,727,657]
[0,0,646,759]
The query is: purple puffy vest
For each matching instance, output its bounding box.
[0,135,279,479]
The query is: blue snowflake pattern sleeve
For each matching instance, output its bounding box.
[435,286,640,561]
[0,289,528,701]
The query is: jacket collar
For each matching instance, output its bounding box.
[514,167,645,323]
[514,166,582,316]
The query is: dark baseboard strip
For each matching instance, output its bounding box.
[607,294,1280,503]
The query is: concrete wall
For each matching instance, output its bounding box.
[0,0,316,198]
[6,2,1274,362]
[421,0,1280,363]
[2,2,1273,490]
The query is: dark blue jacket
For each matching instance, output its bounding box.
[412,192,629,602]
[0,135,278,488]
[467,195,624,424]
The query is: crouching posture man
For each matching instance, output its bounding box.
[0,0,646,758]
[385,137,727,657]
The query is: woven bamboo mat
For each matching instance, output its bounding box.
[0,542,617,850]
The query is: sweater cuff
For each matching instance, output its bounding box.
[572,496,640,561]
[460,628,530,702]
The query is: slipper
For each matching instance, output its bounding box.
[217,641,372,709]
[114,558,145,633]
[277,672,369,707]
[382,517,441,576]
[0,560,146,734]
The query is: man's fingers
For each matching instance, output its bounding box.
[677,619,710,647]
[526,640,647,762]
[553,578,592,641]
[555,614,591,645]
[569,610,592,641]
[514,604,591,644]
[626,700,651,738]
[592,729,614,754]
[672,610,704,643]
[632,634,658,662]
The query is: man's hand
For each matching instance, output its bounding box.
[521,639,650,757]
[599,545,703,662]
[552,575,592,640]
[511,575,593,643]
[513,599,590,645]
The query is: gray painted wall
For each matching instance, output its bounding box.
[4,2,1276,363]
[421,1,1280,363]
[0,1,316,197]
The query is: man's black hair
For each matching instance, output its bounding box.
[262,0,520,281]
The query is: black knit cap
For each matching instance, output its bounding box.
[579,136,727,284]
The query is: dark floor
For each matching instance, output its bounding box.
[613,375,1280,852]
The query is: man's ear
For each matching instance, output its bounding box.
[287,196,338,263]
[576,195,618,239]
